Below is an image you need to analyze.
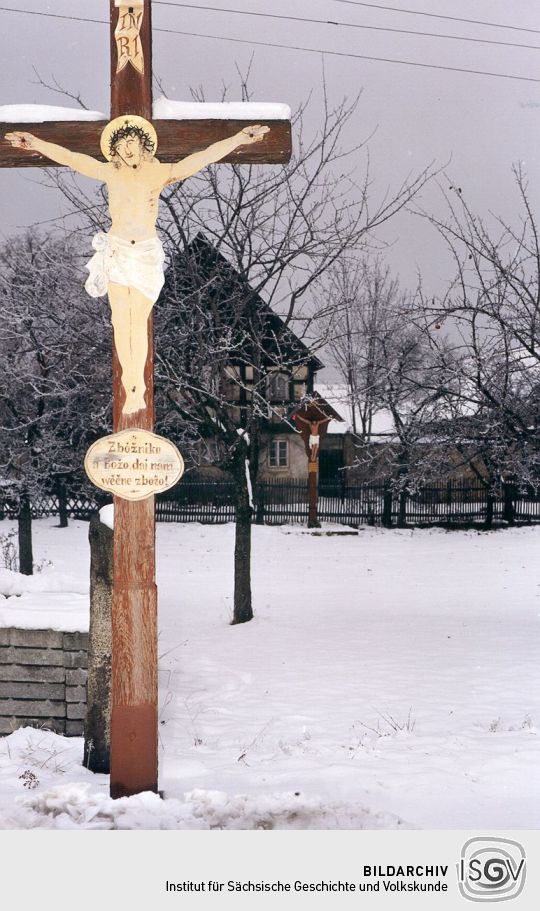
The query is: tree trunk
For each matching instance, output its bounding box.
[84,514,113,773]
[231,444,253,624]
[254,485,265,525]
[17,490,33,575]
[397,487,407,529]
[382,481,393,528]
[503,482,515,526]
[57,480,69,528]
[446,479,453,527]
[396,450,409,529]
[484,493,494,530]
[250,420,265,525]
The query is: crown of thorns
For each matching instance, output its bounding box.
[108,124,156,156]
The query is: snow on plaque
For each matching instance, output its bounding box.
[85,430,184,501]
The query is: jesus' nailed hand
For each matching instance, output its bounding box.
[5,118,270,415]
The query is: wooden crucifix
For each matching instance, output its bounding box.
[292,395,343,528]
[1,0,291,799]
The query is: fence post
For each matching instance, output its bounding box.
[446,479,452,527]
[382,481,393,528]
[17,490,33,575]
[484,489,494,530]
[397,486,407,529]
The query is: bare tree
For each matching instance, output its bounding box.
[319,258,459,503]
[419,168,540,488]
[0,230,111,570]
[319,257,406,440]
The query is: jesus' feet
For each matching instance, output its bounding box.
[123,385,146,414]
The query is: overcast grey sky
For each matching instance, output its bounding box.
[1,0,539,297]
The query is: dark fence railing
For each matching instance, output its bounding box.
[1,479,539,528]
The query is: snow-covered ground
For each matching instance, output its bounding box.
[0,519,538,830]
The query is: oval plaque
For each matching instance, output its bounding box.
[84,429,184,501]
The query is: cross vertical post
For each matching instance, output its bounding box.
[108,0,158,799]
[307,461,320,529]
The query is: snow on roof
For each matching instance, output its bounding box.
[0,104,106,122]
[153,96,291,120]
[315,383,395,437]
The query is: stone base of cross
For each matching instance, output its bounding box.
[0,0,291,798]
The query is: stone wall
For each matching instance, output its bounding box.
[0,627,88,737]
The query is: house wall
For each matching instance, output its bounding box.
[326,434,492,483]
[258,431,308,481]
[0,627,88,736]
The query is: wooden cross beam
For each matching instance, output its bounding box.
[1,0,291,800]
[0,119,291,168]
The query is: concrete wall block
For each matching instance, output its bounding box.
[63,632,89,652]
[0,628,91,738]
[0,647,66,667]
[64,651,88,670]
[66,703,86,720]
[0,682,65,700]
[0,628,64,649]
[65,668,88,686]
[0,716,18,735]
[65,685,86,703]
[0,664,65,684]
[0,699,66,718]
[0,717,66,735]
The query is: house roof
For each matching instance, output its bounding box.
[160,233,324,372]
[315,383,396,436]
[289,391,344,423]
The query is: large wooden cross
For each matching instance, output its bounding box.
[0,0,291,799]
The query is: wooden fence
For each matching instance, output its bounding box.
[1,478,540,527]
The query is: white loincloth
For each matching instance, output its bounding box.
[309,434,320,446]
[84,232,165,303]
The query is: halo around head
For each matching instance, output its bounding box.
[100,114,158,161]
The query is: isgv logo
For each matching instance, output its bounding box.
[458,837,526,902]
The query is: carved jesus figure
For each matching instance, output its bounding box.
[294,414,327,461]
[5,117,269,414]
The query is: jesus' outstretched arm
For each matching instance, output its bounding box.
[4,132,107,181]
[163,124,270,185]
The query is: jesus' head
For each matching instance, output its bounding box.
[100,115,158,169]
[109,124,155,168]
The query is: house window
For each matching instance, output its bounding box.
[266,371,290,401]
[269,439,289,468]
